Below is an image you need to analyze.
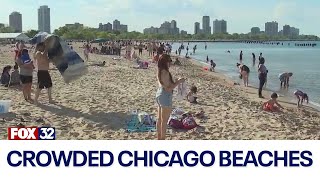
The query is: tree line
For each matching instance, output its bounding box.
[1,26,319,41]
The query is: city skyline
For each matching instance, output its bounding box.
[0,0,319,35]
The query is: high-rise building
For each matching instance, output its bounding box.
[143,20,180,35]
[251,27,260,35]
[38,5,51,33]
[171,20,177,29]
[202,16,211,34]
[99,23,103,31]
[194,22,200,34]
[120,24,128,32]
[283,25,291,36]
[181,30,188,35]
[65,23,83,29]
[9,11,22,33]
[265,21,278,36]
[290,27,299,37]
[113,19,121,31]
[105,23,112,31]
[213,19,227,34]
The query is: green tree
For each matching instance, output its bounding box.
[0,26,15,33]
[25,30,39,38]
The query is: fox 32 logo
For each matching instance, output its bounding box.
[8,127,56,140]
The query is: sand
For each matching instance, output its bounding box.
[0,43,320,140]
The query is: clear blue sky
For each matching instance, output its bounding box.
[0,0,319,35]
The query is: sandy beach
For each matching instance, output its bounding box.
[1,43,320,140]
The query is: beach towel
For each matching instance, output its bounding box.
[29,32,87,83]
[126,112,156,132]
[177,81,188,100]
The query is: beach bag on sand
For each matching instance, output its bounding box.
[182,116,198,130]
[168,116,184,129]
[29,32,87,83]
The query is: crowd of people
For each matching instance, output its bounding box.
[1,41,53,104]
[0,39,312,140]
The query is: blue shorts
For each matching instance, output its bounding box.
[156,88,173,107]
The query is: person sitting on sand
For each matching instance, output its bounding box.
[210,60,216,72]
[9,64,20,86]
[279,72,293,88]
[237,63,250,87]
[294,90,309,107]
[262,92,284,112]
[174,58,181,65]
[1,65,12,87]
[156,54,185,140]
[187,85,198,104]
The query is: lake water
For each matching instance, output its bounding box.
[171,41,320,109]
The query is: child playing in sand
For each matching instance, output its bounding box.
[187,85,198,104]
[294,90,309,107]
[1,65,12,87]
[262,93,284,112]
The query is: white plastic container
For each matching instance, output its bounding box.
[0,100,12,113]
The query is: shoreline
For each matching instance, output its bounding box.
[184,55,320,112]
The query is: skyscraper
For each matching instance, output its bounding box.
[213,19,227,34]
[113,19,121,31]
[265,21,278,36]
[171,20,177,29]
[283,25,291,36]
[38,5,51,33]
[202,16,211,34]
[194,22,200,34]
[9,12,22,33]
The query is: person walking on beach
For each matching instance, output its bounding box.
[34,43,53,104]
[84,44,90,61]
[156,54,185,140]
[138,42,143,56]
[258,57,268,98]
[239,51,243,62]
[252,53,256,66]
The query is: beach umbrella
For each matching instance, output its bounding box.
[29,32,50,44]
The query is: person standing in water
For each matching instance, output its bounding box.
[252,53,256,66]
[258,57,268,98]
[206,55,209,63]
[156,54,185,140]
[34,43,53,104]
[279,72,293,88]
[205,43,207,50]
[239,51,243,62]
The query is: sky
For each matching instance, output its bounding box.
[0,0,319,35]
